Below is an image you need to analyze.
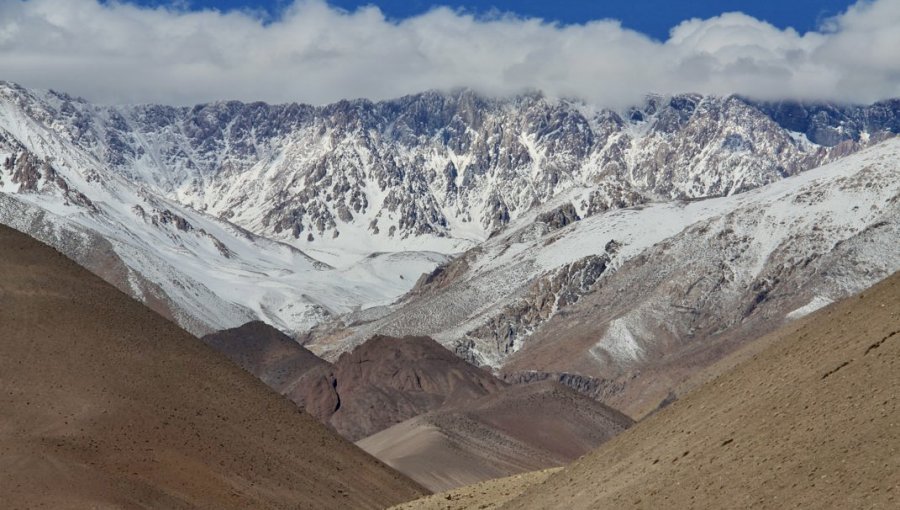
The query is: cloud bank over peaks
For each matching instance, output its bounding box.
[0,0,898,107]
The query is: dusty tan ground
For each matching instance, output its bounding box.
[359,381,632,492]
[498,271,900,509]
[389,468,562,510]
[0,225,426,509]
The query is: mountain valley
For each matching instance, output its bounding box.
[202,322,633,490]
[2,79,899,506]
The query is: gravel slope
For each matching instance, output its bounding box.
[389,469,562,510]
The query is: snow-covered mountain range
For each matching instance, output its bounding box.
[0,80,898,394]
[309,139,900,415]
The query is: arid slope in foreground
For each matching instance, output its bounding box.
[503,271,900,509]
[0,224,425,509]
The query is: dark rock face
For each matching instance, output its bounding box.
[150,208,193,232]
[752,99,900,146]
[580,183,648,218]
[406,247,484,299]
[536,203,581,231]
[499,370,628,405]
[10,152,42,192]
[1,142,96,211]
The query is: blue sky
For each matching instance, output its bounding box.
[125,0,858,40]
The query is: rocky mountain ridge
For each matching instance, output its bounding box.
[4,81,897,258]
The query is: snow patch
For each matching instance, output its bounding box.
[591,317,646,363]
[787,296,833,320]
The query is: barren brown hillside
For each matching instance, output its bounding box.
[498,271,900,509]
[0,225,426,509]
[359,381,633,492]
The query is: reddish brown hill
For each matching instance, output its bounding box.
[0,224,425,509]
[329,335,507,440]
[202,327,506,441]
[201,325,636,492]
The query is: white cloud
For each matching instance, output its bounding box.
[0,0,898,107]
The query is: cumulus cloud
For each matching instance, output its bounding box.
[0,0,898,106]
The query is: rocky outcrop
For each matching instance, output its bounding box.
[536,202,580,230]
[4,148,96,211]
[407,248,480,299]
[464,254,610,357]
[579,182,649,217]
[499,370,628,405]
